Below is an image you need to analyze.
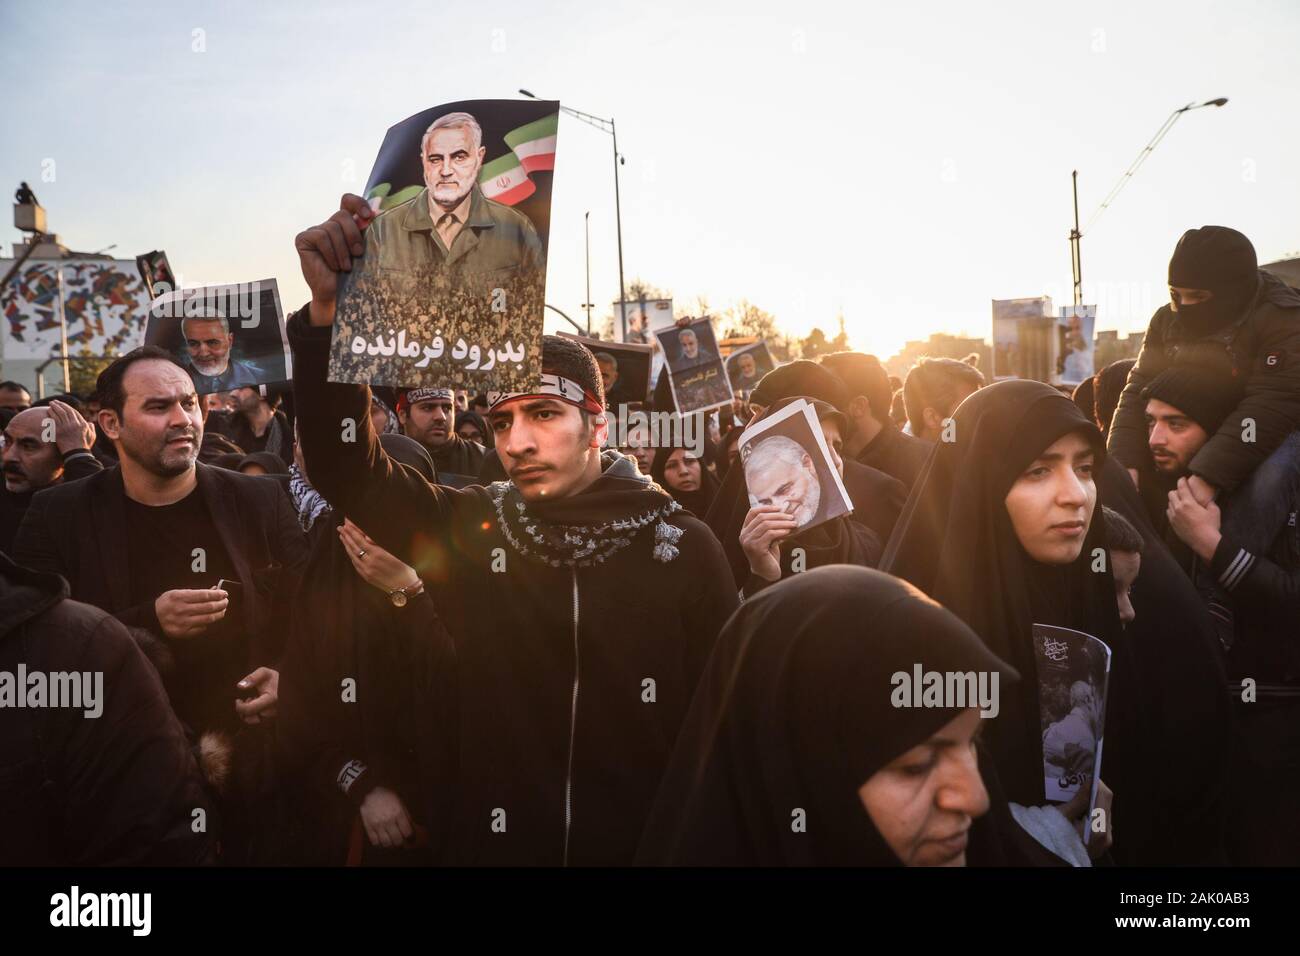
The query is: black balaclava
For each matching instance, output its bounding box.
[1167,226,1261,335]
[637,566,1018,866]
[1093,359,1136,436]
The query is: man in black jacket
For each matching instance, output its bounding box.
[1,400,103,554]
[0,551,214,865]
[290,194,739,865]
[13,347,308,862]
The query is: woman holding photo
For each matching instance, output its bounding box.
[880,379,1130,865]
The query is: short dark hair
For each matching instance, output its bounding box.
[31,392,87,416]
[95,346,187,418]
[0,381,30,396]
[545,334,605,408]
[902,357,986,431]
[821,351,893,426]
[1101,505,1144,554]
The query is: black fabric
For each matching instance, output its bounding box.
[749,360,849,411]
[1097,457,1229,864]
[379,432,436,483]
[289,306,740,865]
[228,409,293,465]
[455,409,493,449]
[650,444,719,518]
[855,421,933,491]
[428,433,487,483]
[0,551,215,865]
[1094,359,1136,436]
[1140,365,1243,436]
[277,504,458,865]
[1071,376,1096,421]
[1168,225,1261,336]
[198,430,244,464]
[239,451,290,477]
[880,379,1130,808]
[123,487,244,737]
[637,566,1018,866]
[706,398,905,589]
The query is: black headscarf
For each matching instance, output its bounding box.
[455,409,494,449]
[749,360,849,412]
[238,451,290,477]
[1093,358,1136,437]
[650,444,718,517]
[379,433,436,483]
[705,397,882,587]
[637,566,1019,866]
[880,379,1125,806]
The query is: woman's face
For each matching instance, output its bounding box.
[664,449,702,492]
[1003,430,1097,565]
[458,421,484,444]
[857,708,989,866]
[369,404,389,435]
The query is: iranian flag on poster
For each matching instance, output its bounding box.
[479,113,558,205]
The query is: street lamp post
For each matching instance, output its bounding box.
[1070,97,1228,307]
[519,89,627,339]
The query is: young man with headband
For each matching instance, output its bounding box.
[287,194,738,866]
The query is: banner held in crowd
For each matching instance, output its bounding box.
[327,99,560,391]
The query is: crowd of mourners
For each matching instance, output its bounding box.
[2,205,1297,867]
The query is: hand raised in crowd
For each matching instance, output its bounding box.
[1167,476,1223,562]
[294,192,375,326]
[359,786,415,848]
[739,505,800,582]
[235,666,279,725]
[339,518,420,595]
[45,399,94,454]
[154,587,228,639]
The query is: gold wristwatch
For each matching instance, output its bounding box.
[388,579,425,608]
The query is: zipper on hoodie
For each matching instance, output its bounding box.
[562,566,580,866]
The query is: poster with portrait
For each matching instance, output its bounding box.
[144,279,291,395]
[992,296,1052,380]
[558,332,652,408]
[1032,623,1111,841]
[737,398,853,536]
[135,250,176,300]
[1055,304,1096,387]
[327,99,559,391]
[615,297,674,345]
[724,340,775,398]
[653,317,733,415]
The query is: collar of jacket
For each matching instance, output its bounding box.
[401,185,496,235]
[0,549,67,642]
[92,464,257,631]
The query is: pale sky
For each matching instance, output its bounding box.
[3,0,1297,359]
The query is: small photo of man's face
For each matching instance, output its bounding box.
[679,329,699,361]
[183,317,234,377]
[737,353,756,378]
[746,436,822,527]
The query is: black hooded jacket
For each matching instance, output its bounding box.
[0,552,214,865]
[289,307,739,866]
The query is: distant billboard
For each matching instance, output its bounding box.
[992,296,1053,380]
[2,258,150,359]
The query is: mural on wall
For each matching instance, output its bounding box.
[2,259,150,359]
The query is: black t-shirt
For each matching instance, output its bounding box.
[124,486,245,735]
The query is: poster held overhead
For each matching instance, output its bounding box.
[653,317,733,415]
[327,99,559,391]
[145,279,291,395]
